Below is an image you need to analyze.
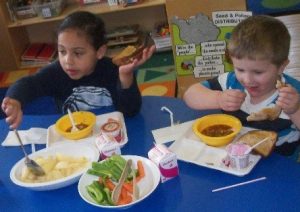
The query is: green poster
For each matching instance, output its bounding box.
[171,11,252,78]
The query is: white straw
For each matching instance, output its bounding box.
[212,177,267,192]
[161,106,174,127]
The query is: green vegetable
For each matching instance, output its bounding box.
[88,155,130,182]
[103,187,114,206]
[86,155,136,206]
[86,180,115,206]
[86,181,104,204]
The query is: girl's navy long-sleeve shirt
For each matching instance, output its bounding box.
[6,57,141,117]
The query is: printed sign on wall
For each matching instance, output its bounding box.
[171,11,252,78]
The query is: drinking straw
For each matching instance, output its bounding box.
[161,106,174,127]
[212,177,267,192]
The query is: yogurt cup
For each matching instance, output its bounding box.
[226,143,251,170]
[100,120,123,143]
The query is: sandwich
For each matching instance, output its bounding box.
[112,45,145,66]
[236,130,277,157]
[247,76,286,122]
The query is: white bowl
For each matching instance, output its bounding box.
[10,143,99,191]
[78,155,160,209]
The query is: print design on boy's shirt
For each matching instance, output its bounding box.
[62,86,113,112]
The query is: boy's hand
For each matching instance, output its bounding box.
[1,97,23,129]
[218,89,246,111]
[276,84,300,115]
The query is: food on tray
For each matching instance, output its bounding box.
[227,143,250,156]
[201,124,234,137]
[55,111,96,140]
[86,155,145,206]
[193,114,242,147]
[100,118,123,142]
[20,153,89,183]
[247,76,286,122]
[65,123,88,132]
[224,143,251,169]
[236,130,277,157]
[112,45,145,66]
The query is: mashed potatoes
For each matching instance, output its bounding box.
[20,153,89,183]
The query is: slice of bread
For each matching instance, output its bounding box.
[112,45,144,66]
[236,130,277,157]
[246,106,282,121]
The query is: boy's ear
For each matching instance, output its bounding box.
[279,59,290,74]
[96,45,107,59]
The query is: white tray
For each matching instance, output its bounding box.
[46,111,128,148]
[169,127,261,177]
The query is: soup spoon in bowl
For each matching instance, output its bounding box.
[67,109,79,132]
[14,129,45,176]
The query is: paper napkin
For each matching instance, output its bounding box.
[2,128,47,146]
[151,120,194,144]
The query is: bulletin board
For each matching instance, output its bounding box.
[165,0,249,98]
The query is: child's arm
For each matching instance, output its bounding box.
[118,45,156,88]
[1,97,23,129]
[183,83,246,111]
[277,84,300,128]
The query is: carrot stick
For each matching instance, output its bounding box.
[104,178,115,191]
[120,186,128,199]
[117,194,132,205]
[123,182,133,193]
[137,160,145,180]
[137,160,145,177]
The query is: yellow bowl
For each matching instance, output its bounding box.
[192,114,242,147]
[55,111,96,140]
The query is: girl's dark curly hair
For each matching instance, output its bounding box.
[57,11,107,50]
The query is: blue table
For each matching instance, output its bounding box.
[1,96,300,212]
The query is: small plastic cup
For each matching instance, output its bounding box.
[226,143,251,169]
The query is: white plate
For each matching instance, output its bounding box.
[10,143,99,191]
[169,127,261,177]
[47,111,128,148]
[78,155,160,209]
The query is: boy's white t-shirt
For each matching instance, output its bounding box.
[203,72,300,146]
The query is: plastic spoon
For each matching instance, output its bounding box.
[111,159,132,204]
[67,109,79,132]
[14,130,45,176]
[132,162,139,201]
[244,137,269,154]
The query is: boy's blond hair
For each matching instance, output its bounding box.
[228,15,290,67]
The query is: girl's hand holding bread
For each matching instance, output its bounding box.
[115,45,156,89]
